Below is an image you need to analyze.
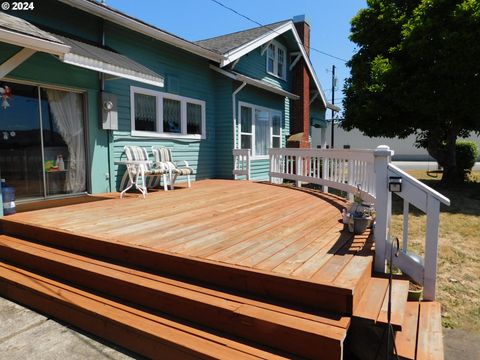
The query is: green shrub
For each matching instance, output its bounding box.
[456,140,479,177]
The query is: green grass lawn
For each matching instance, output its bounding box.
[390,171,480,331]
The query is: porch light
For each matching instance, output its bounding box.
[388,177,402,193]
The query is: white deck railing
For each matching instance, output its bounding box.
[233,149,251,180]
[268,146,450,300]
[387,163,450,300]
[269,147,378,203]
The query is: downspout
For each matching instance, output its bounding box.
[100,20,112,193]
[232,82,246,149]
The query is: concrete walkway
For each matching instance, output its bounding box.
[0,297,139,359]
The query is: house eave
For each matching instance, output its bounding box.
[0,27,70,56]
[210,65,300,100]
[58,0,225,63]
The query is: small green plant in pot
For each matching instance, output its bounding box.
[348,185,376,235]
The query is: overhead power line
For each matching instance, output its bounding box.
[209,0,348,63]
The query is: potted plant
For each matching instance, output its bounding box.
[348,185,376,235]
[408,282,423,301]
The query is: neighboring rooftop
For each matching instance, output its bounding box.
[195,20,290,54]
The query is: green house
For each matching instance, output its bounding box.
[0,0,336,215]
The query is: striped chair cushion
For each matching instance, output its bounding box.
[152,146,194,176]
[124,145,166,175]
[156,147,172,163]
[173,167,194,176]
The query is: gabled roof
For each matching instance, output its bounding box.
[195,20,289,54]
[197,20,332,110]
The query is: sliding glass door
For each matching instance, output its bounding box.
[0,81,86,201]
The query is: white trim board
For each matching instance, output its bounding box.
[130,86,206,140]
[62,53,164,88]
[0,48,36,79]
[210,65,299,100]
[0,28,70,56]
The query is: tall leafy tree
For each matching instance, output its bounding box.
[343,0,480,184]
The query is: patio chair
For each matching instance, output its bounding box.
[123,145,170,195]
[151,147,194,189]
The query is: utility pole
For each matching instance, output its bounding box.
[330,64,336,149]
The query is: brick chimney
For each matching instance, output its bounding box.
[289,15,311,148]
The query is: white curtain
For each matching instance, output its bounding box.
[46,89,85,194]
[134,93,156,131]
[255,109,269,156]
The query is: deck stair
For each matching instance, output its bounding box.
[396,301,444,360]
[0,234,348,359]
[353,277,410,330]
[0,216,374,315]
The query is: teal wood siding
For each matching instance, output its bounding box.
[21,0,102,43]
[102,23,218,189]
[0,42,110,195]
[234,36,292,92]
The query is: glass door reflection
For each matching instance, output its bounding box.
[0,83,43,200]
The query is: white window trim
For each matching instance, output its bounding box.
[238,101,282,160]
[265,40,287,81]
[130,86,206,140]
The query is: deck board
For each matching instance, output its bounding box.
[1,180,373,313]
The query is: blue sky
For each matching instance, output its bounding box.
[107,0,366,114]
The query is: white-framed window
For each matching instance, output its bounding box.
[266,40,287,80]
[130,86,206,139]
[239,102,282,158]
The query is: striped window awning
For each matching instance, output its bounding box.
[56,34,164,88]
[0,12,163,88]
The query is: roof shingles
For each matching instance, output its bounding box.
[0,12,63,44]
[195,20,290,54]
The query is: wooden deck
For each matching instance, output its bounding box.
[1,180,374,312]
[0,180,444,359]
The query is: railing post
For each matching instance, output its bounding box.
[402,201,409,251]
[423,196,440,300]
[373,145,393,273]
[246,149,251,180]
[347,159,354,201]
[296,155,302,187]
[322,157,329,193]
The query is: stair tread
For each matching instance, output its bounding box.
[396,301,420,360]
[0,235,347,359]
[377,279,409,329]
[0,218,357,314]
[416,302,443,360]
[353,277,409,330]
[353,277,389,320]
[0,262,286,360]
